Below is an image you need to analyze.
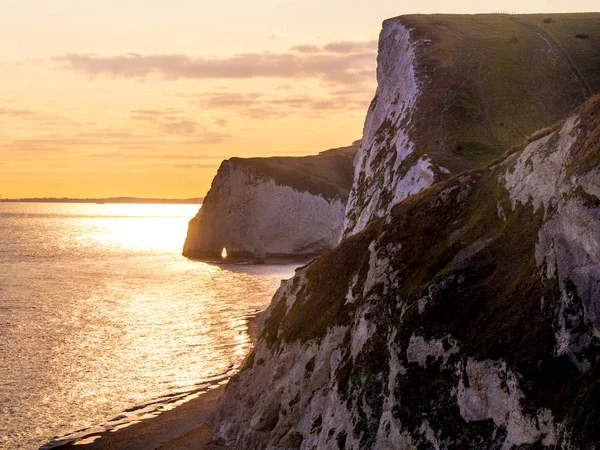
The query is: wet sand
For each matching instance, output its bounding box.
[49,313,262,450]
[52,385,227,450]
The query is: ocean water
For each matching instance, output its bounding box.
[0,202,297,450]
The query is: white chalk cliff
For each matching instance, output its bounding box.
[212,95,600,450]
[343,20,435,237]
[183,144,357,258]
[343,14,592,236]
[211,13,600,450]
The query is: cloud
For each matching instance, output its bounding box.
[53,40,376,85]
[0,107,90,126]
[323,40,378,54]
[161,118,197,134]
[290,44,321,54]
[290,40,378,55]
[130,108,180,116]
[215,118,228,127]
[189,90,373,120]
[193,92,262,109]
[0,108,44,119]
[3,128,229,153]
[130,109,199,135]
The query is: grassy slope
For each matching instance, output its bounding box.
[518,13,600,93]
[397,13,600,174]
[230,143,358,201]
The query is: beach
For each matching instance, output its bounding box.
[52,385,227,450]
[49,314,261,450]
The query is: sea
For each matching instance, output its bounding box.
[0,202,298,450]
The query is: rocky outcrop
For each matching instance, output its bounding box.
[212,94,600,449]
[344,13,600,236]
[183,144,357,259]
[208,13,600,449]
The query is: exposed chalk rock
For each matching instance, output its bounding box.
[212,95,600,449]
[183,144,357,259]
[212,13,600,450]
[343,13,596,236]
[456,359,556,449]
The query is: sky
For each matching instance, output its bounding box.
[1,0,598,198]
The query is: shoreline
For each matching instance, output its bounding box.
[44,312,263,450]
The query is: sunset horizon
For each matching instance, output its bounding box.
[3,1,598,199]
[2,4,600,449]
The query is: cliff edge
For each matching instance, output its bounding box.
[211,13,600,450]
[183,143,358,259]
[212,92,600,450]
[344,13,600,236]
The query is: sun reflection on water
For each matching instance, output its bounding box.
[0,202,299,450]
[82,203,200,251]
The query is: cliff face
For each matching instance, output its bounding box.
[183,144,357,259]
[212,94,600,450]
[344,13,600,236]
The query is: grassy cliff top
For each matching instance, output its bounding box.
[229,143,358,201]
[387,13,600,174]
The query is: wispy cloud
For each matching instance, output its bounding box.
[0,107,92,126]
[290,40,377,54]
[290,44,321,54]
[52,39,377,85]
[322,40,378,54]
[86,151,222,160]
[0,107,47,119]
[3,128,230,153]
[193,92,262,109]
[187,90,373,120]
[172,163,220,169]
[130,109,200,135]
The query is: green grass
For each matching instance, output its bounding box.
[232,143,357,201]
[391,13,600,174]
[453,140,499,166]
[523,13,600,93]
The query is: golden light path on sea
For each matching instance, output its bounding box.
[82,203,199,250]
[0,202,298,449]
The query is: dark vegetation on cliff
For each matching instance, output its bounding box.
[230,143,358,201]
[183,142,359,259]
[396,13,600,174]
[212,14,600,449]
[254,96,600,448]
[343,13,600,238]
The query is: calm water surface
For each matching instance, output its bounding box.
[0,203,297,450]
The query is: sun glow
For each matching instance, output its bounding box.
[82,203,201,251]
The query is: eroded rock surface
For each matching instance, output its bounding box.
[183,144,357,258]
[212,97,600,449]
[211,12,600,450]
[343,13,599,236]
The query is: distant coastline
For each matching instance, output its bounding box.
[0,197,203,204]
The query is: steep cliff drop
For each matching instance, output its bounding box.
[212,93,600,450]
[344,13,600,237]
[183,143,358,260]
[211,13,600,450]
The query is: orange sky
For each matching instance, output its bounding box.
[1,0,598,198]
